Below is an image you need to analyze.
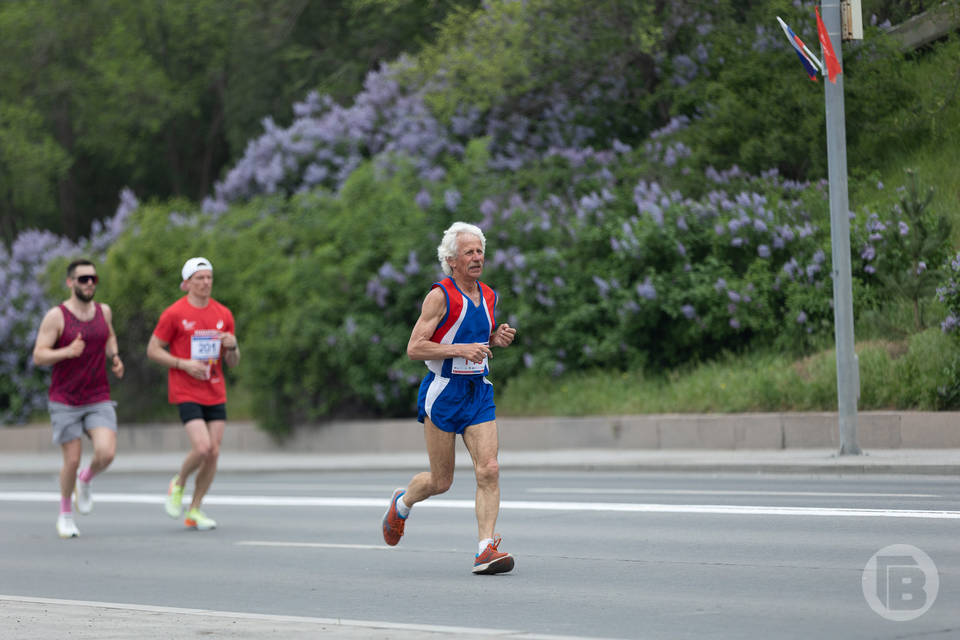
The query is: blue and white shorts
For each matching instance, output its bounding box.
[417,373,495,434]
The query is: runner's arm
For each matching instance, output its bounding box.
[101,304,124,378]
[32,307,76,366]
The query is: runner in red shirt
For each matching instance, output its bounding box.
[147,257,239,531]
[32,259,124,539]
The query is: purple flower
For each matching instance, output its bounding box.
[681,304,696,319]
[730,318,741,329]
[757,245,770,258]
[941,315,958,333]
[796,311,807,324]
[636,277,656,300]
[592,276,610,297]
[444,189,461,212]
[861,246,876,261]
[415,189,432,210]
[523,353,535,368]
[898,221,909,236]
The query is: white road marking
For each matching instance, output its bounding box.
[526,488,939,498]
[237,540,390,550]
[1,491,958,519]
[215,482,387,491]
[0,594,609,639]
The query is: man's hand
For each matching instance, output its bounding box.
[218,332,238,350]
[65,333,85,358]
[459,343,493,364]
[111,355,125,379]
[180,359,211,380]
[490,323,516,348]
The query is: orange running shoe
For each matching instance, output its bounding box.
[381,488,407,546]
[473,534,514,575]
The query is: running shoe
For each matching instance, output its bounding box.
[56,513,80,539]
[184,508,217,531]
[381,488,406,546]
[472,534,514,575]
[165,474,184,518]
[74,474,92,515]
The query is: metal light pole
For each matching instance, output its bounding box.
[822,0,861,455]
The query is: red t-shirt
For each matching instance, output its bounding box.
[152,296,235,405]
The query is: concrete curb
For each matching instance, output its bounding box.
[2,413,958,475]
[2,411,959,453]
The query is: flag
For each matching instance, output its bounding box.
[816,7,843,83]
[776,16,823,81]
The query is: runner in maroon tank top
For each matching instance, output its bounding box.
[32,259,124,539]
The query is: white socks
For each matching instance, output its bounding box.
[478,538,493,555]
[396,496,411,518]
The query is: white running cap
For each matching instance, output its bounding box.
[181,257,212,283]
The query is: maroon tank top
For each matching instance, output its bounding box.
[49,303,111,406]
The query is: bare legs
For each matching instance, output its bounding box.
[403,418,501,541]
[175,419,225,510]
[462,421,500,540]
[59,427,116,499]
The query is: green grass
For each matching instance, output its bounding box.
[497,329,960,416]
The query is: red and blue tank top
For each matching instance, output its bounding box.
[426,277,497,378]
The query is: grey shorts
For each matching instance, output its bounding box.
[49,400,118,445]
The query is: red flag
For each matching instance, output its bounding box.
[816,7,843,83]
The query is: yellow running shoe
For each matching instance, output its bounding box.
[165,475,184,518]
[184,508,216,531]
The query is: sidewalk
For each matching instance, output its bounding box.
[2,412,959,475]
[2,448,959,475]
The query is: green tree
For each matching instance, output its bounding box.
[0,101,71,241]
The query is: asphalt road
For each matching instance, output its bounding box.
[1,470,958,639]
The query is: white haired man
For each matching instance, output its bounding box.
[382,222,518,574]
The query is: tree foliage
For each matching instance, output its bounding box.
[0,0,480,243]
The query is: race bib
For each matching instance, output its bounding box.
[451,351,487,375]
[191,332,221,361]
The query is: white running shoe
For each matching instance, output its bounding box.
[56,513,80,538]
[75,474,93,515]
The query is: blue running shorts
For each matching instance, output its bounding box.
[418,373,495,434]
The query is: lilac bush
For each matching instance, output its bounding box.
[0,190,138,423]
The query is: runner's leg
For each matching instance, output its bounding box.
[86,427,116,476]
[189,419,224,509]
[403,418,456,506]
[462,420,500,540]
[177,418,211,490]
[60,439,82,501]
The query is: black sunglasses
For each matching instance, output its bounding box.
[75,275,99,284]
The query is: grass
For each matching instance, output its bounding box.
[497,329,960,416]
